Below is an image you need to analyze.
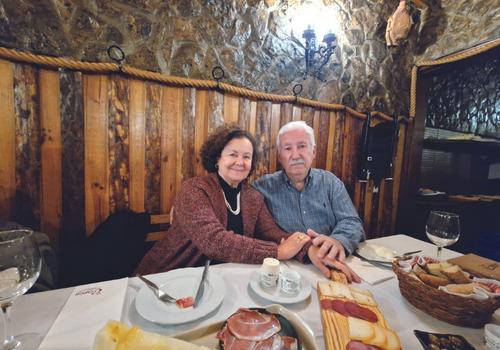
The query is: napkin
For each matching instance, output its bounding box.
[346,256,394,285]
[38,278,128,350]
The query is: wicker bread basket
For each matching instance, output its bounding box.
[392,260,500,328]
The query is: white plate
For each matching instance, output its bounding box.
[249,271,311,304]
[356,242,397,262]
[135,267,226,325]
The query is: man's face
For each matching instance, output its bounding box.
[278,129,316,182]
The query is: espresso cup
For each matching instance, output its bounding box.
[259,258,280,288]
[280,269,301,295]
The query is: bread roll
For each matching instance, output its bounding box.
[445,283,475,295]
[426,263,447,279]
[442,265,470,284]
[419,273,449,288]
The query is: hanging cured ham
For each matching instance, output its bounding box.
[385,0,412,47]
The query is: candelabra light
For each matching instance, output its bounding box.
[302,26,337,81]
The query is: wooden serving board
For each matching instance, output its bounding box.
[317,274,401,350]
[448,253,500,280]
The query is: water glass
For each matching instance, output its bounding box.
[425,211,460,259]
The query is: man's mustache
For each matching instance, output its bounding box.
[289,159,305,166]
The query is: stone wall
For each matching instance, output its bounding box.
[0,0,498,116]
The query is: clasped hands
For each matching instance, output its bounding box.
[307,229,361,283]
[276,229,361,283]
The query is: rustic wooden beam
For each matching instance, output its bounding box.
[0,60,15,220]
[84,75,110,235]
[39,69,62,249]
[129,80,146,212]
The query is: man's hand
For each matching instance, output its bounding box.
[277,232,310,260]
[307,245,361,283]
[307,229,346,261]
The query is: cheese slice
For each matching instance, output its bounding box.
[329,281,354,300]
[347,317,374,342]
[351,291,377,307]
[369,325,387,348]
[93,320,210,350]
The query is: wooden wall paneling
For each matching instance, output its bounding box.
[129,79,146,212]
[301,106,315,127]
[0,60,15,220]
[280,103,293,128]
[331,111,345,178]
[160,87,183,213]
[238,97,251,131]
[207,90,224,132]
[108,76,129,213]
[354,181,367,217]
[377,179,393,237]
[13,64,41,230]
[325,111,336,172]
[39,69,62,249]
[311,110,320,168]
[182,87,196,180]
[341,115,357,194]
[363,180,375,237]
[223,94,239,124]
[269,104,281,173]
[292,105,302,121]
[144,83,162,213]
[83,74,110,235]
[60,71,85,238]
[249,101,257,136]
[391,123,406,232]
[194,90,209,176]
[316,110,330,170]
[254,101,273,178]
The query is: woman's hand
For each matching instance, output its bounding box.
[277,232,311,260]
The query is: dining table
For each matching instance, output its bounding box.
[9,234,488,349]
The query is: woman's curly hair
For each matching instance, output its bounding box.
[200,124,258,174]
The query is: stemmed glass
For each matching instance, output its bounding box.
[0,229,41,349]
[425,211,460,259]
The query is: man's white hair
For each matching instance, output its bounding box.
[276,121,316,149]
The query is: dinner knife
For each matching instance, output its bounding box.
[193,259,210,308]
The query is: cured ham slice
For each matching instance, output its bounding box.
[346,340,382,350]
[218,309,298,350]
[227,308,281,341]
[175,296,194,308]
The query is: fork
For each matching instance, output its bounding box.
[138,275,176,303]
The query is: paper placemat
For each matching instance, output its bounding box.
[38,278,128,350]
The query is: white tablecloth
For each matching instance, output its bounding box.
[10,235,487,349]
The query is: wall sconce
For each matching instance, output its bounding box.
[302,26,336,81]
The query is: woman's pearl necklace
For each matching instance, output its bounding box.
[222,190,241,215]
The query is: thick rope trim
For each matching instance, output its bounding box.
[0,46,397,121]
[409,38,500,118]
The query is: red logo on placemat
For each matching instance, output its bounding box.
[75,287,103,296]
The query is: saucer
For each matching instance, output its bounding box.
[249,271,311,304]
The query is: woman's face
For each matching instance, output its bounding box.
[217,137,253,188]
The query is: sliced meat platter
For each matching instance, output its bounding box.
[217,308,300,350]
[317,280,401,350]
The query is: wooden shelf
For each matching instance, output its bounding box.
[422,138,500,155]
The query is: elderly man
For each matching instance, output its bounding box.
[253,121,364,282]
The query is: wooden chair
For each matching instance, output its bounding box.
[147,207,174,242]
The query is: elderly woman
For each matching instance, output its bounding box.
[136,124,311,274]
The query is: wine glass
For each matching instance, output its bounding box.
[0,229,41,349]
[425,211,460,259]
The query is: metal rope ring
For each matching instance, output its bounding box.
[107,45,125,67]
[212,66,225,90]
[292,84,303,103]
[212,66,225,81]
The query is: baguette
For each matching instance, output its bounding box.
[426,263,447,279]
[445,283,475,295]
